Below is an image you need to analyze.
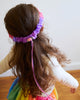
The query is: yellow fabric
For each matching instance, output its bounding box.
[16,89,29,100]
[53,88,58,100]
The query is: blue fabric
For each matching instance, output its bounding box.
[7,77,19,98]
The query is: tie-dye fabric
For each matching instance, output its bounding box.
[7,78,58,100]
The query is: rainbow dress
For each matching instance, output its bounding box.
[7,77,58,100]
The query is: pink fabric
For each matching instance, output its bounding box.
[36,96,51,100]
[36,96,56,100]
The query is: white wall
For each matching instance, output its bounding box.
[0,0,80,77]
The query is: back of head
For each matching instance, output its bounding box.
[4,4,68,97]
[4,4,39,37]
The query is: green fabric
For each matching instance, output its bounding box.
[8,83,21,100]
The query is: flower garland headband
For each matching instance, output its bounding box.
[9,11,53,100]
[9,12,43,43]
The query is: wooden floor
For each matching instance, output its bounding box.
[0,70,80,100]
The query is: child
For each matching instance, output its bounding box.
[0,4,79,100]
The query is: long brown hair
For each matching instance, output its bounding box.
[4,4,68,97]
